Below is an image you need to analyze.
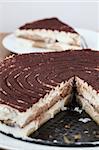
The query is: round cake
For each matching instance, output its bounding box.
[0,49,99,138]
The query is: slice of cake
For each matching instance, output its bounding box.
[0,49,99,138]
[15,17,81,51]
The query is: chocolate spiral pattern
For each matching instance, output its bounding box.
[0,49,99,112]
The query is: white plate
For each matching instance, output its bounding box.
[2,28,99,54]
[0,133,99,150]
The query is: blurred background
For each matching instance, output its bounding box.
[0,1,99,32]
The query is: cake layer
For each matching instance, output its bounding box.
[75,77,99,124]
[16,32,80,51]
[77,95,99,125]
[0,79,73,128]
[16,28,80,46]
[0,95,71,138]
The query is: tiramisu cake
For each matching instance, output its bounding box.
[15,17,81,51]
[0,49,99,138]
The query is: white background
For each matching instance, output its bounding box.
[0,1,99,32]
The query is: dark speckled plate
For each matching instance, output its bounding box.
[29,107,99,147]
[1,105,99,147]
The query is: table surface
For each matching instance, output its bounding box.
[0,33,11,62]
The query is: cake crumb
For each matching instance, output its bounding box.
[74,107,82,114]
[84,130,89,134]
[63,135,73,144]
[73,133,81,141]
[79,118,91,123]
[64,124,71,129]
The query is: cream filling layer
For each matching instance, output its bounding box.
[15,29,80,48]
[75,77,99,109]
[16,37,81,51]
[77,95,99,125]
[76,77,99,124]
[0,79,73,128]
[0,95,70,138]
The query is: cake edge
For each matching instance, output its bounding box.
[0,94,71,138]
[0,77,73,129]
[75,76,99,125]
[15,29,81,51]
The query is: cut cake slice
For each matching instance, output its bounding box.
[15,17,81,51]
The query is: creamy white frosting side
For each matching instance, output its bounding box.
[15,29,80,47]
[16,37,81,51]
[76,77,99,107]
[0,79,72,128]
[77,95,99,125]
[0,95,70,138]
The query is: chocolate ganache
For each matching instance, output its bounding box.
[19,17,77,33]
[0,49,99,112]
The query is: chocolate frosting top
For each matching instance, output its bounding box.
[19,17,77,33]
[0,49,99,112]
